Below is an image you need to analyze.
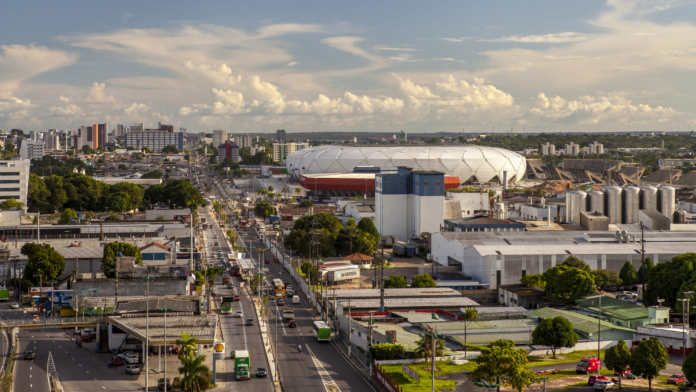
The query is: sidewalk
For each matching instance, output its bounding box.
[136,346,227,389]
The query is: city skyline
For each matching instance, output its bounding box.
[1,0,696,133]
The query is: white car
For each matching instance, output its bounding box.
[74,327,83,335]
[10,303,19,309]
[292,295,300,304]
[236,310,243,318]
[594,380,615,390]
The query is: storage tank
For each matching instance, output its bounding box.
[601,186,623,224]
[586,191,604,215]
[639,186,658,211]
[622,186,640,223]
[565,191,587,224]
[658,186,676,223]
[675,209,687,224]
[494,202,506,219]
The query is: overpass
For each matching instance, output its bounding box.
[0,316,104,331]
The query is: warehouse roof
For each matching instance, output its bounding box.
[421,318,537,334]
[328,288,462,299]
[109,313,218,345]
[473,307,530,318]
[343,297,478,310]
[576,295,649,321]
[450,332,532,345]
[530,307,635,334]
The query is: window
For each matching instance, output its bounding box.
[424,181,429,186]
[496,270,501,286]
[0,180,18,184]
[0,172,19,176]
[387,181,391,186]
[0,188,20,192]
[522,270,527,278]
[436,181,440,186]
[399,181,403,186]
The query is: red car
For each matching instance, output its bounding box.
[289,319,297,328]
[588,375,608,386]
[265,259,270,264]
[274,259,279,263]
[668,374,685,384]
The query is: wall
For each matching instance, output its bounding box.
[145,209,192,221]
[74,278,189,296]
[445,192,490,217]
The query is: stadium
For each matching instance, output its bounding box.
[286,145,527,187]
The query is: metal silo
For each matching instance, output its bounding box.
[601,186,623,224]
[587,190,604,215]
[675,209,687,224]
[658,186,676,222]
[565,191,587,224]
[622,186,640,223]
[639,186,658,211]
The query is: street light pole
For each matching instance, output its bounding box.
[157,307,173,392]
[142,276,154,392]
[680,291,694,389]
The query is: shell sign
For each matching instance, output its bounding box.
[213,343,225,353]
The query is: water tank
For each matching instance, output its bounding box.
[675,209,687,224]
[494,202,506,219]
[639,186,658,211]
[601,186,623,224]
[565,191,587,224]
[658,186,676,223]
[586,191,604,215]
[622,186,640,223]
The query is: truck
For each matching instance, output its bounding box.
[0,289,9,301]
[323,265,361,285]
[233,350,250,380]
[576,356,601,374]
[282,309,295,321]
[200,217,207,224]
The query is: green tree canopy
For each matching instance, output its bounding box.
[542,264,595,300]
[561,255,591,272]
[469,339,535,392]
[629,337,668,391]
[298,200,314,207]
[254,202,275,218]
[619,261,638,284]
[0,198,25,210]
[592,270,622,288]
[141,170,164,179]
[20,243,66,285]
[644,253,696,308]
[101,242,143,278]
[531,316,579,358]
[384,275,408,288]
[411,273,437,288]
[683,346,696,386]
[162,145,179,154]
[520,274,545,289]
[357,217,380,245]
[371,344,405,360]
[605,340,632,389]
[58,208,78,224]
[144,180,205,210]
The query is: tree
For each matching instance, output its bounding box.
[143,147,153,154]
[254,202,274,218]
[162,145,179,154]
[177,354,212,392]
[683,347,696,387]
[101,242,143,278]
[520,274,545,289]
[619,261,638,284]
[592,270,622,288]
[109,182,144,211]
[176,332,199,361]
[411,273,437,288]
[357,217,380,245]
[469,339,536,392]
[629,337,668,391]
[141,170,163,179]
[543,264,595,300]
[298,200,314,207]
[295,187,302,196]
[20,243,66,285]
[638,256,656,285]
[644,253,696,308]
[414,331,445,363]
[462,306,478,357]
[605,340,632,389]
[384,275,407,288]
[531,316,578,358]
[0,198,25,210]
[561,255,591,272]
[58,208,78,224]
[118,164,129,170]
[206,266,224,287]
[371,344,405,360]
[82,211,95,223]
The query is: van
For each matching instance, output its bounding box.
[292,295,300,304]
[577,356,601,374]
[123,352,139,364]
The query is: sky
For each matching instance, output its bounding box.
[1,0,696,134]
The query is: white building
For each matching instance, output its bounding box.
[212,129,228,147]
[237,134,253,148]
[273,142,309,163]
[124,131,185,152]
[375,167,444,241]
[44,132,60,151]
[129,123,144,133]
[250,145,265,155]
[0,159,31,205]
[445,191,490,218]
[19,140,45,160]
[540,142,556,156]
[343,200,375,222]
[589,141,604,155]
[565,142,580,156]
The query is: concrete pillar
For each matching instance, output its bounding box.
[158,346,161,372]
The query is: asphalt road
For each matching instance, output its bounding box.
[202,206,273,392]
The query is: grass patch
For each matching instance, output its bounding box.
[526,349,606,368]
[379,360,475,392]
[536,368,614,381]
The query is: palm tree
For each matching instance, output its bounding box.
[268,185,274,194]
[415,331,445,364]
[295,187,302,197]
[176,332,199,361]
[282,186,288,199]
[178,355,211,392]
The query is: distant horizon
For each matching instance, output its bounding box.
[2,1,696,133]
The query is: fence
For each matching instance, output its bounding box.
[374,364,402,392]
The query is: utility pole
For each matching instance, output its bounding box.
[640,221,646,295]
[380,243,385,312]
[347,299,352,357]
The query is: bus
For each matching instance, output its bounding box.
[230,265,241,276]
[273,278,285,295]
[313,321,331,342]
[222,275,231,285]
[221,297,234,313]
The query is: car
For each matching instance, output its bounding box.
[10,303,19,309]
[256,367,267,377]
[236,310,243,318]
[668,374,685,384]
[227,283,234,289]
[74,327,83,335]
[24,351,34,360]
[158,378,172,391]
[276,298,285,306]
[125,364,140,374]
[588,375,608,386]
[265,259,270,264]
[289,319,297,328]
[109,357,124,367]
[81,332,93,342]
[292,295,300,304]
[246,319,254,326]
[613,369,637,379]
[593,380,615,390]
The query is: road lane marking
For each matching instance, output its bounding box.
[306,344,340,392]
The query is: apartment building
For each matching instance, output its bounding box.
[124,131,185,152]
[273,142,309,163]
[0,159,31,204]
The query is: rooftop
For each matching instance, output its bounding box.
[330,288,462,299]
[109,313,218,345]
[530,307,635,334]
[576,295,651,321]
[342,297,478,310]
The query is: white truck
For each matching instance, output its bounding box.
[282,309,295,321]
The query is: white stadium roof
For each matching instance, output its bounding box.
[286,145,526,184]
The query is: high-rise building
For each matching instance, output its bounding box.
[97,123,108,148]
[218,142,240,163]
[44,131,60,151]
[116,124,125,136]
[158,122,174,133]
[237,134,253,148]
[397,131,407,141]
[0,159,30,205]
[212,129,228,147]
[250,145,265,155]
[130,123,144,133]
[18,140,45,160]
[124,130,185,151]
[540,142,556,156]
[565,142,579,156]
[275,129,286,142]
[589,141,604,155]
[273,142,309,163]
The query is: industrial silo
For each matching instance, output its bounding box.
[565,191,587,224]
[658,186,676,223]
[587,190,604,215]
[601,186,623,224]
[639,186,658,211]
[675,209,687,224]
[622,186,641,223]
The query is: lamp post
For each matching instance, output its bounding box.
[592,288,604,374]
[142,276,154,392]
[680,291,694,389]
[157,307,174,392]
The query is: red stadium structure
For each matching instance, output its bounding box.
[299,173,459,197]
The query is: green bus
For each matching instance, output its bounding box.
[221,297,234,314]
[313,320,331,342]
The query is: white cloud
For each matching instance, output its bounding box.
[482,32,587,43]
[123,103,149,115]
[439,38,463,42]
[0,44,77,98]
[376,47,418,51]
[285,61,300,67]
[59,96,70,102]
[434,58,466,63]
[390,54,422,62]
[49,104,83,117]
[0,97,34,119]
[85,82,116,103]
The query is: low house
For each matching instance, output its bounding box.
[576,295,670,329]
[498,284,561,309]
[633,324,695,355]
[140,242,173,264]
